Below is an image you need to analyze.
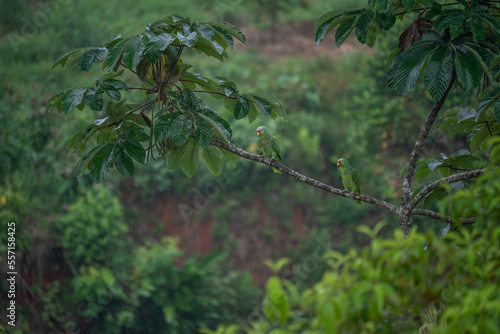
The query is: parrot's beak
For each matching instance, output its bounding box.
[256,131,261,136]
[337,162,341,167]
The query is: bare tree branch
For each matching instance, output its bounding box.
[412,208,476,225]
[409,168,486,209]
[211,139,399,212]
[211,137,479,227]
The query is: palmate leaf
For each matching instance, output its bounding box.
[194,116,212,148]
[113,144,135,176]
[387,40,439,96]
[154,114,174,141]
[424,46,453,100]
[166,146,184,169]
[66,125,94,154]
[197,112,230,143]
[193,35,225,61]
[206,21,247,45]
[455,45,482,91]
[60,87,87,114]
[78,47,108,72]
[315,9,365,46]
[355,10,375,45]
[376,9,396,31]
[75,145,103,181]
[179,139,200,177]
[122,35,143,70]
[211,25,234,50]
[105,37,131,72]
[180,72,218,91]
[248,92,286,120]
[201,145,224,175]
[170,114,191,146]
[89,143,115,182]
[122,139,146,163]
[335,17,356,47]
[84,88,104,111]
[234,96,250,120]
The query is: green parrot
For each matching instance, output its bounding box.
[337,158,361,205]
[256,126,282,174]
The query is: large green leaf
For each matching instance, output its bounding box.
[387,40,438,96]
[234,96,250,120]
[105,38,130,71]
[66,125,94,154]
[193,35,225,60]
[113,144,135,176]
[197,112,230,142]
[201,145,224,175]
[376,9,396,31]
[355,10,375,45]
[122,35,143,70]
[122,139,145,163]
[455,45,482,91]
[194,116,212,148]
[170,114,191,146]
[179,139,200,177]
[176,31,198,47]
[89,143,115,182]
[335,17,356,47]
[211,25,234,50]
[61,88,87,114]
[154,114,174,141]
[207,21,247,45]
[424,46,453,100]
[78,47,108,72]
[315,9,365,46]
[180,72,218,91]
[84,88,104,111]
[75,145,103,181]
[166,146,183,169]
[101,85,121,102]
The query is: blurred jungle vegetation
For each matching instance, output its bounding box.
[1,0,499,333]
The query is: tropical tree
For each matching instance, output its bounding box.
[48,1,499,234]
[45,0,500,333]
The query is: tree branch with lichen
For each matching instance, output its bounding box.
[211,138,476,225]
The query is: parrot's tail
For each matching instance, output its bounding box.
[272,167,282,174]
[356,200,361,206]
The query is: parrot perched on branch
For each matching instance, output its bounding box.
[256,126,282,174]
[337,158,361,205]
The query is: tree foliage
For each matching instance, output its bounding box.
[42,1,500,333]
[47,14,285,182]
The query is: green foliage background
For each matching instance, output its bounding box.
[1,0,499,333]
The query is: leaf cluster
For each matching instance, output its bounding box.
[316,1,500,100]
[47,14,286,181]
